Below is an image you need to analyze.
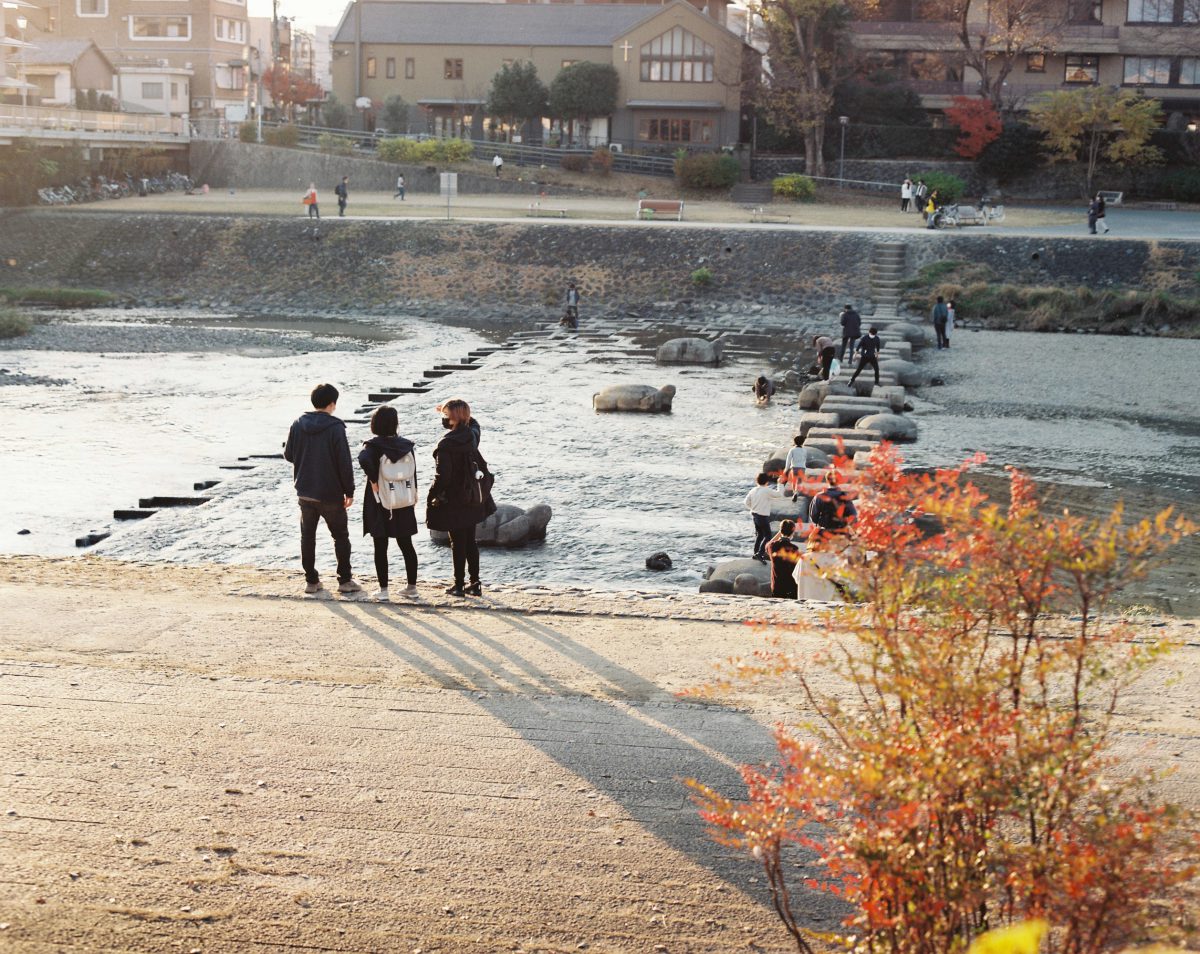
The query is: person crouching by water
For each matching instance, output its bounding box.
[426,398,494,597]
[752,374,775,405]
[812,334,836,381]
[358,405,419,602]
[766,519,801,599]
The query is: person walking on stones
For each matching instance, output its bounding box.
[900,178,913,213]
[393,174,406,201]
[745,472,791,563]
[303,182,319,220]
[839,302,861,361]
[1087,195,1100,234]
[809,470,857,537]
[426,398,494,597]
[813,333,837,381]
[1095,193,1110,234]
[561,280,580,329]
[849,326,882,386]
[492,153,504,178]
[335,176,349,217]
[358,405,420,602]
[784,436,808,506]
[932,295,950,350]
[284,382,361,595]
[766,519,801,599]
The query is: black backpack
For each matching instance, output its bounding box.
[809,491,848,532]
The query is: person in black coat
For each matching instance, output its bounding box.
[426,398,494,597]
[765,519,801,599]
[358,405,419,601]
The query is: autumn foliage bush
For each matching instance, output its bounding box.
[945,96,1003,160]
[690,446,1197,954]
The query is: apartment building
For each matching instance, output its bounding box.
[850,0,1200,119]
[331,0,754,145]
[32,0,250,116]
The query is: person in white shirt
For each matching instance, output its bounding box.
[492,154,504,178]
[900,178,913,213]
[745,472,791,562]
[783,437,810,516]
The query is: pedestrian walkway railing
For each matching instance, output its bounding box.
[0,104,188,142]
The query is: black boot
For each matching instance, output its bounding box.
[445,583,465,597]
[464,581,482,597]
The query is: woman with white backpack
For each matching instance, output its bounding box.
[358,405,419,601]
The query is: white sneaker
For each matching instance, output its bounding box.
[401,584,419,598]
[373,588,390,602]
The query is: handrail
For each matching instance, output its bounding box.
[0,104,187,137]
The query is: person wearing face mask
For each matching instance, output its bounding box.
[426,399,494,597]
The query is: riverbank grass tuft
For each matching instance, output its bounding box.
[0,286,116,308]
[0,307,33,339]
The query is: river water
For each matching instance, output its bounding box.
[1,314,1197,602]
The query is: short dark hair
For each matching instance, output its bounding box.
[370,405,398,437]
[311,383,339,408]
[936,295,945,303]
[793,435,803,446]
[756,472,769,486]
[780,519,796,535]
[869,326,878,334]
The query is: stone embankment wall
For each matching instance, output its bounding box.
[3,212,1196,322]
[189,140,565,197]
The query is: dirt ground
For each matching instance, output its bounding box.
[1,556,1197,953]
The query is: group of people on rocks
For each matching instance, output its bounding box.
[809,304,885,386]
[284,383,494,601]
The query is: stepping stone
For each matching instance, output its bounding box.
[806,428,883,443]
[138,496,210,508]
[114,509,156,520]
[241,453,284,460]
[219,464,256,471]
[75,532,110,547]
[423,369,454,378]
[435,364,483,371]
[803,437,880,458]
[193,480,221,491]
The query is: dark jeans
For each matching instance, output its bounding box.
[752,514,772,558]
[373,533,417,589]
[308,203,319,219]
[850,353,879,385]
[337,196,347,216]
[840,335,857,361]
[299,499,350,584]
[934,321,950,349]
[448,525,480,585]
[819,346,836,380]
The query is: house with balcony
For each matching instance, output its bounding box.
[849,0,1200,120]
[13,36,112,106]
[330,0,756,146]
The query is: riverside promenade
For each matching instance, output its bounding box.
[2,556,1198,952]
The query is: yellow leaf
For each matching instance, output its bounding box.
[967,920,1049,954]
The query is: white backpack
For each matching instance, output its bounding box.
[376,451,417,510]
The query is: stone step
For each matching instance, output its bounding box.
[803,437,880,457]
[138,496,210,509]
[423,369,455,378]
[435,364,483,371]
[193,480,221,491]
[75,531,111,548]
[218,464,257,471]
[114,508,156,520]
[807,427,883,442]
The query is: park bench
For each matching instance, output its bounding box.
[750,206,791,224]
[1096,190,1123,206]
[527,202,567,218]
[636,198,684,221]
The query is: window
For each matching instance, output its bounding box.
[640,26,714,83]
[130,15,190,39]
[1068,0,1102,21]
[171,81,178,98]
[214,17,245,43]
[1181,57,1200,84]
[77,0,107,16]
[141,81,163,98]
[561,59,577,69]
[29,74,56,98]
[405,57,415,79]
[1026,52,1046,72]
[1064,54,1099,82]
[366,56,376,78]
[444,58,463,79]
[637,116,713,143]
[386,57,395,78]
[1123,55,1172,83]
[1126,0,1174,19]
[502,58,514,67]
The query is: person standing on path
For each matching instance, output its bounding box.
[1087,196,1100,234]
[393,174,405,200]
[745,472,791,563]
[913,179,928,213]
[932,295,950,350]
[946,299,956,345]
[335,176,349,217]
[284,382,360,595]
[303,182,319,220]
[358,405,420,602]
[493,154,504,178]
[426,399,494,597]
[813,334,837,381]
[849,326,882,386]
[563,280,580,329]
[839,303,861,361]
[1095,193,1110,234]
[900,178,913,213]
[766,519,801,599]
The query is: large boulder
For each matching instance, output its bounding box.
[429,502,552,547]
[656,337,723,365]
[799,412,839,440]
[593,384,676,413]
[870,385,907,413]
[856,412,918,442]
[705,558,771,595]
[733,573,766,596]
[699,578,734,594]
[886,322,930,348]
[880,359,929,387]
[798,380,854,410]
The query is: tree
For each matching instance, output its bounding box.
[262,66,323,122]
[689,445,1198,954]
[486,61,548,141]
[832,73,928,127]
[917,0,1070,108]
[945,95,1002,158]
[380,94,410,134]
[548,62,618,145]
[321,93,351,131]
[754,0,865,176]
[976,120,1044,182]
[1029,86,1163,194]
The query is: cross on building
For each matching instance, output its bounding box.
[619,40,632,62]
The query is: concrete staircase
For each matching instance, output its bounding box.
[731,182,774,204]
[868,241,907,324]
